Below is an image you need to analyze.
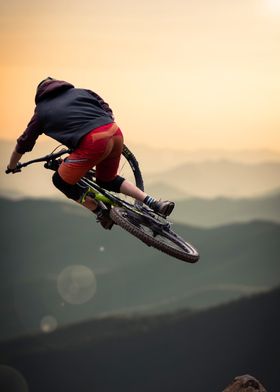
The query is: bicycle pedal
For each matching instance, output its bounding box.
[96,210,114,230]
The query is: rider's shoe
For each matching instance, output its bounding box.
[95,209,114,230]
[151,199,175,217]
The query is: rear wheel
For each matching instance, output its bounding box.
[120,145,144,191]
[110,207,199,263]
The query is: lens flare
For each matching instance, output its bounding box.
[57,265,97,304]
[0,366,29,392]
[40,315,58,333]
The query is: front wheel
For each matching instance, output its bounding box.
[110,207,199,263]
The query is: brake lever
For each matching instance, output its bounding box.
[44,158,63,171]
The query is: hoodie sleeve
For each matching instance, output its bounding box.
[16,109,43,154]
[85,89,114,120]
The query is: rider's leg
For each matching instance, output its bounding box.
[119,179,174,216]
[95,132,144,200]
[52,170,114,230]
[54,122,174,218]
[95,131,147,201]
[56,124,119,213]
[53,124,121,229]
[96,131,175,216]
[52,171,98,211]
[119,180,147,201]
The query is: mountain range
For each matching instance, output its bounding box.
[1,197,279,341]
[2,138,280,170]
[1,287,279,392]
[171,192,280,227]
[1,139,280,199]
[144,160,280,198]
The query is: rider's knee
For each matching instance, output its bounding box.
[96,175,125,193]
[52,171,84,201]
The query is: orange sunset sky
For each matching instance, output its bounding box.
[0,0,280,151]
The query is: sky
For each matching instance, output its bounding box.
[1,0,280,151]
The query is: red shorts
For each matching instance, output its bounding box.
[58,123,124,184]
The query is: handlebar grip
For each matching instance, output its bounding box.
[5,163,22,174]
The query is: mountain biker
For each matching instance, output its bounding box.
[6,77,175,229]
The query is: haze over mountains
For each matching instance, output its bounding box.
[145,160,280,198]
[1,139,280,201]
[1,197,279,341]
[171,192,280,227]
[1,139,280,229]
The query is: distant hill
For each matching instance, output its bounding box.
[1,197,279,341]
[146,160,280,198]
[144,181,189,200]
[2,138,280,171]
[129,143,280,168]
[171,193,280,227]
[1,138,280,199]
[1,288,279,392]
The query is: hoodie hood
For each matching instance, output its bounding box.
[35,79,74,104]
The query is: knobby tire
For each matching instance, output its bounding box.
[110,207,199,263]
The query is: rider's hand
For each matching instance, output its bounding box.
[6,148,23,174]
[5,163,22,174]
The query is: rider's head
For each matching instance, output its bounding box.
[37,77,55,90]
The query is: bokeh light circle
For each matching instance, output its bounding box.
[0,365,29,392]
[57,265,97,304]
[40,315,58,333]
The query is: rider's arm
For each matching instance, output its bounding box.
[7,149,23,170]
[7,109,42,171]
[16,109,43,154]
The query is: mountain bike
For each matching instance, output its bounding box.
[6,145,199,263]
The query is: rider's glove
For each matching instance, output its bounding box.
[5,163,22,174]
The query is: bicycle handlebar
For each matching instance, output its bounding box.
[5,148,72,174]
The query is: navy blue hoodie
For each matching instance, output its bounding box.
[16,80,114,154]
